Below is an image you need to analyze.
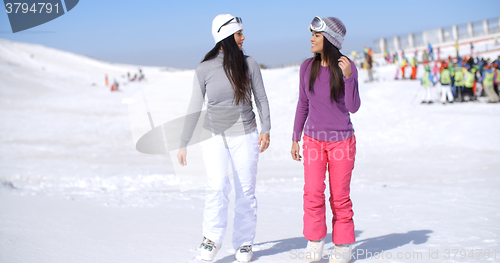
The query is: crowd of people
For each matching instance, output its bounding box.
[378,42,500,105]
[391,50,425,81]
[105,69,146,92]
[127,69,146,82]
[419,55,500,104]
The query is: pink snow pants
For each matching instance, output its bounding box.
[302,134,356,245]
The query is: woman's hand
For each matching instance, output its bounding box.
[338,56,352,78]
[258,133,270,153]
[291,141,302,161]
[177,149,187,166]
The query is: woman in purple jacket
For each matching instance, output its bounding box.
[290,16,360,263]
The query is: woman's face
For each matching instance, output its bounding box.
[234,30,245,50]
[310,31,323,54]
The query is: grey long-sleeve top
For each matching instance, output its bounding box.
[180,51,271,149]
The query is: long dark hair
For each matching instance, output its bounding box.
[307,35,345,103]
[202,35,251,106]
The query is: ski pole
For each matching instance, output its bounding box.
[411,86,422,104]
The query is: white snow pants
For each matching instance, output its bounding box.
[440,85,454,103]
[200,129,259,249]
[422,86,432,102]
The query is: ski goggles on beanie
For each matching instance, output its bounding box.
[217,17,242,33]
[308,16,344,46]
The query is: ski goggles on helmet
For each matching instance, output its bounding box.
[217,17,243,33]
[308,16,344,44]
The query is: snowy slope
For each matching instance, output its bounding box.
[1,39,499,263]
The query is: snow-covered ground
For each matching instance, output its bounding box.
[1,38,499,263]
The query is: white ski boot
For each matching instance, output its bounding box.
[200,238,221,261]
[235,245,253,262]
[198,237,208,250]
[329,245,351,263]
[305,239,325,261]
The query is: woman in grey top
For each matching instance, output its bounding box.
[177,14,271,262]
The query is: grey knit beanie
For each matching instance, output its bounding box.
[318,17,346,50]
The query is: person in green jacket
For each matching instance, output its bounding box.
[463,68,476,101]
[454,65,465,102]
[481,64,499,103]
[421,66,435,104]
[440,63,454,104]
[493,62,500,96]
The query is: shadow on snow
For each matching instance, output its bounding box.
[213,229,432,262]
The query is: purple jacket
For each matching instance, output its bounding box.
[292,58,360,142]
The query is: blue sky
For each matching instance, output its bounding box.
[1,0,499,69]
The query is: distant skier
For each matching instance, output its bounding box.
[463,67,476,101]
[111,79,119,91]
[394,54,400,80]
[422,50,429,66]
[449,63,456,98]
[432,61,440,82]
[384,49,390,63]
[365,53,373,82]
[480,64,499,103]
[138,69,146,82]
[401,56,408,79]
[428,43,434,61]
[453,64,465,102]
[130,73,138,81]
[493,62,500,96]
[440,63,454,104]
[410,56,418,80]
[421,66,435,104]
[474,64,481,97]
[494,55,500,66]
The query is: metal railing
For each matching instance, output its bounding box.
[373,17,500,54]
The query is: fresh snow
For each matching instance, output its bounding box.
[1,38,499,263]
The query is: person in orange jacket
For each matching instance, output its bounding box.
[439,60,446,73]
[401,56,408,79]
[410,56,418,79]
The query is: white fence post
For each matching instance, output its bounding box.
[379,38,386,54]
[394,36,400,51]
[467,22,474,38]
[371,17,499,54]
[408,33,414,48]
[483,19,489,35]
